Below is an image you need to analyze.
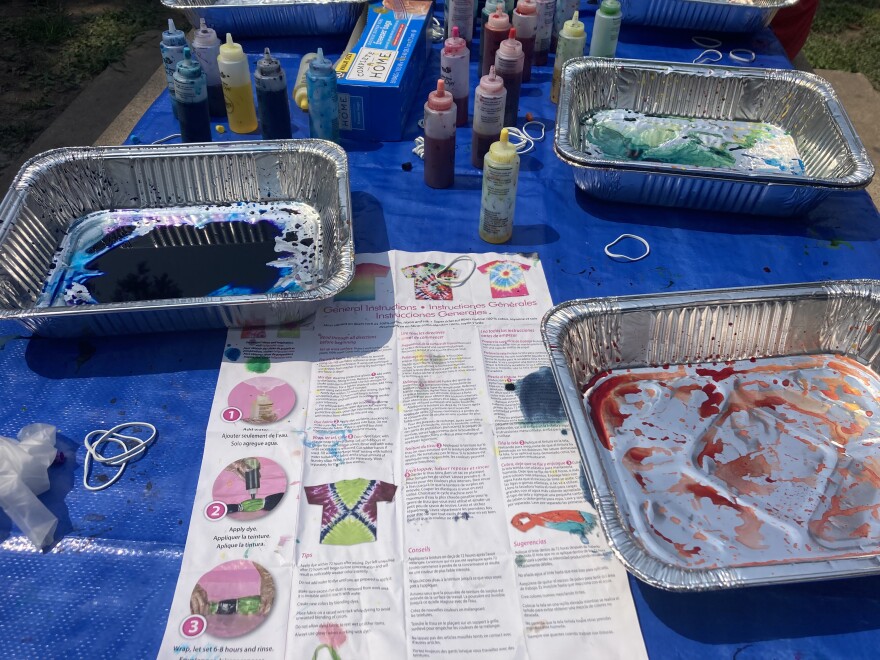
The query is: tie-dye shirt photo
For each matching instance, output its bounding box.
[401,262,459,300]
[477,260,531,298]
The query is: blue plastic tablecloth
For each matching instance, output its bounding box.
[1,10,879,659]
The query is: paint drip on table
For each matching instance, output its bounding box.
[38,201,322,307]
[586,354,880,569]
[579,109,805,175]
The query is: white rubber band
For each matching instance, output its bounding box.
[83,422,158,492]
[729,48,756,63]
[692,36,722,49]
[693,49,723,64]
[604,234,651,262]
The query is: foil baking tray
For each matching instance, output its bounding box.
[0,140,353,337]
[542,280,880,591]
[619,0,797,32]
[555,59,874,216]
[162,0,367,37]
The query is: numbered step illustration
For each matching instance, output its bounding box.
[186,560,275,639]
[225,376,296,425]
[206,457,288,521]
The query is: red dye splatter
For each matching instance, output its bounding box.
[695,435,725,467]
[714,453,774,497]
[851,523,872,538]
[734,508,767,550]
[782,379,791,387]
[698,383,724,418]
[673,476,738,510]
[633,473,647,489]
[695,366,741,381]
[648,523,702,558]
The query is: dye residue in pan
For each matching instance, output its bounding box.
[585,354,880,569]
[38,202,322,307]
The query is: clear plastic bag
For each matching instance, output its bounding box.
[0,424,59,548]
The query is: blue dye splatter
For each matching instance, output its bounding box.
[225,347,242,361]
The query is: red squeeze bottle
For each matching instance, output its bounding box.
[494,28,524,128]
[513,0,538,82]
[423,79,457,189]
[441,26,470,127]
[481,3,511,77]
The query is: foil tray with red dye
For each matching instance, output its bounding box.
[542,281,880,590]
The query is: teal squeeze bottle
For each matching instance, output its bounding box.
[173,47,212,143]
[159,18,187,118]
[306,48,340,142]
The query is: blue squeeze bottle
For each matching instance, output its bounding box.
[160,18,187,118]
[173,47,212,143]
[255,48,292,140]
[305,48,339,143]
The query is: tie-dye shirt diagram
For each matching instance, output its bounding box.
[477,260,531,298]
[335,262,391,302]
[304,478,397,545]
[401,262,459,300]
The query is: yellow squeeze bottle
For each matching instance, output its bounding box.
[217,33,258,133]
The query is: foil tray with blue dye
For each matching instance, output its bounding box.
[38,202,322,308]
[0,140,354,336]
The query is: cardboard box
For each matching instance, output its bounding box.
[335,1,433,141]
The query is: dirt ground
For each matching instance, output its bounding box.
[0,0,172,182]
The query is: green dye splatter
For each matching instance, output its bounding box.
[829,238,853,249]
[246,356,271,373]
[515,554,526,567]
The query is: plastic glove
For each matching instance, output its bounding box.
[0,424,59,549]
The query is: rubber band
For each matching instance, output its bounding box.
[692,36,722,49]
[436,255,477,287]
[729,48,756,63]
[604,234,651,262]
[693,49,722,64]
[83,422,158,492]
[521,121,546,142]
[152,133,182,145]
[504,127,536,154]
[412,136,424,159]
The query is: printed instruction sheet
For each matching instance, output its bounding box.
[159,250,647,660]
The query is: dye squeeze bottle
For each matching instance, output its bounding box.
[159,19,187,117]
[494,29,524,128]
[191,19,226,118]
[480,0,495,62]
[293,53,318,110]
[552,0,579,50]
[423,79,457,189]
[173,47,212,143]
[306,48,340,142]
[551,11,585,103]
[446,0,475,49]
[513,0,538,82]
[471,66,506,169]
[218,33,258,133]
[589,0,622,57]
[255,48,292,140]
[534,0,556,65]
[481,4,511,77]
[441,27,470,127]
[479,128,519,244]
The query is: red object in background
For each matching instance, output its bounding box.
[770,0,820,59]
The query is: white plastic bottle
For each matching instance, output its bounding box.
[589,0,622,57]
[446,0,476,49]
[479,128,519,244]
[471,66,506,169]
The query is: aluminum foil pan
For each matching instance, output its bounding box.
[555,59,874,216]
[162,0,367,37]
[542,280,880,591]
[0,140,353,337]
[619,0,797,32]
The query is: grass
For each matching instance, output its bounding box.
[803,0,880,91]
[0,0,175,182]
